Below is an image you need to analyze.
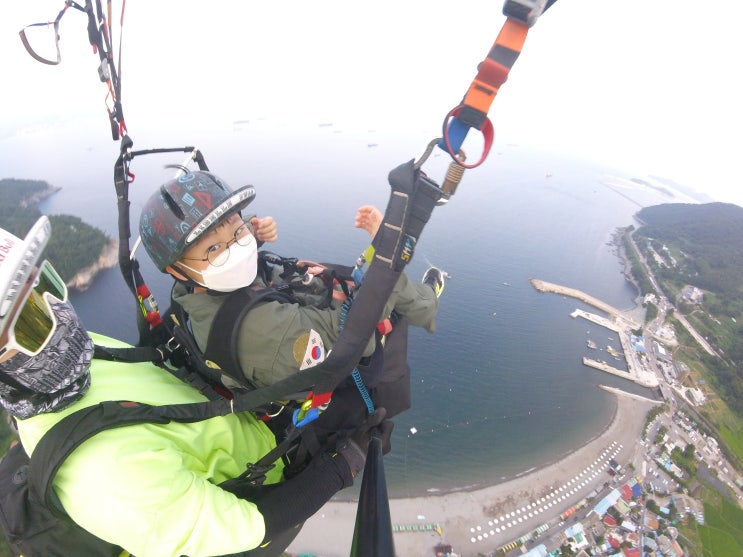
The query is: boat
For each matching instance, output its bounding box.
[606,345,622,356]
[587,339,597,349]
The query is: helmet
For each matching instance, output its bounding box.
[0,217,92,419]
[139,171,256,271]
[0,216,52,335]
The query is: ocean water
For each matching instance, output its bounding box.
[16,120,678,497]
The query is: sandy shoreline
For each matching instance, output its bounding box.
[287,388,660,557]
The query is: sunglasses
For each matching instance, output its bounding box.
[1,261,68,358]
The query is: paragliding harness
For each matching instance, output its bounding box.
[110,130,416,416]
[97,242,412,476]
[10,0,558,555]
[0,155,438,557]
[0,245,402,557]
[168,250,361,397]
[0,399,300,557]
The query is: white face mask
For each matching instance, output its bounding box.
[181,237,258,292]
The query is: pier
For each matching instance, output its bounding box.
[570,309,620,332]
[598,384,664,405]
[530,279,640,330]
[532,279,658,388]
[583,357,631,381]
[583,357,657,388]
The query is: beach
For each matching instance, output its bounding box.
[287,388,659,557]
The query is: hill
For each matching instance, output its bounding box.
[0,178,113,285]
[633,202,743,417]
[635,202,743,313]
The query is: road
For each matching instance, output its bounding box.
[626,230,717,358]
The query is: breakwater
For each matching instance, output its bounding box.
[530,278,641,330]
[570,309,619,332]
[532,279,658,388]
[583,357,630,381]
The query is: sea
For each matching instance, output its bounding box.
[6,118,688,498]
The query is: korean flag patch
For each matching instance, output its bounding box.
[293,329,326,370]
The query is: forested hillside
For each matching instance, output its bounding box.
[0,178,109,282]
[635,202,743,309]
[634,202,743,417]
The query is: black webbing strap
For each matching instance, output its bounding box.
[93,343,223,401]
[82,0,125,140]
[222,427,303,489]
[113,136,135,299]
[93,344,164,364]
[113,142,210,347]
[204,287,296,387]
[84,158,441,441]
[90,158,440,419]
[225,158,443,411]
[25,157,443,545]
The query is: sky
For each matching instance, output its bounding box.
[2,0,743,207]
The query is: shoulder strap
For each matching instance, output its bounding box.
[28,399,233,516]
[93,341,225,401]
[224,158,444,411]
[203,286,295,387]
[87,160,441,439]
[93,343,164,364]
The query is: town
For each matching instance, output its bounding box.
[288,223,743,557]
[491,236,743,556]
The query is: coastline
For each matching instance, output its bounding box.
[20,184,61,207]
[288,389,658,557]
[11,182,119,293]
[67,237,119,291]
[615,229,638,292]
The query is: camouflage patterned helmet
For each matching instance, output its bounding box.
[139,171,256,271]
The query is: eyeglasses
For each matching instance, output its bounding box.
[181,221,254,267]
[0,260,68,358]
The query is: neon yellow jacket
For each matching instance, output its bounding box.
[16,333,284,557]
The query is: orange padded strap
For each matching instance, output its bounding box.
[460,18,529,129]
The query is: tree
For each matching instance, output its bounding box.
[683,443,695,459]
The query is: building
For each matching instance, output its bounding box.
[681,285,704,305]
[521,544,549,557]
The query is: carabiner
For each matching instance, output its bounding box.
[414,138,441,171]
[412,137,468,205]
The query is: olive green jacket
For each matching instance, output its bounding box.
[172,269,438,388]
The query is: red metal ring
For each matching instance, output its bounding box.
[442,106,495,169]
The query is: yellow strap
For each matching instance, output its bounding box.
[362,243,375,263]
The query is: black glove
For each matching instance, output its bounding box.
[282,383,380,480]
[313,381,372,437]
[337,407,394,479]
